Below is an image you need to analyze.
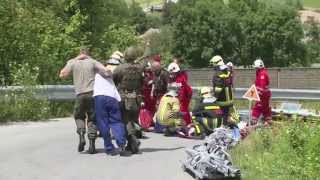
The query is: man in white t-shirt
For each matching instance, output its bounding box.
[93,59,130,156]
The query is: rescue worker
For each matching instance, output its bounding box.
[167,62,193,126]
[142,60,157,116]
[191,87,222,135]
[59,48,112,154]
[169,87,226,138]
[252,59,272,126]
[210,55,233,126]
[155,88,181,136]
[151,61,169,106]
[113,46,144,154]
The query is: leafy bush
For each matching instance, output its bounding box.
[231,121,320,179]
[0,64,50,122]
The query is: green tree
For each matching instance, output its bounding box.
[305,20,320,64]
[169,0,306,67]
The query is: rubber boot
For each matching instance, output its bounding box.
[126,135,140,154]
[78,132,86,152]
[88,139,96,154]
[119,145,132,157]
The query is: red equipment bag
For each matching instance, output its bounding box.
[138,108,153,130]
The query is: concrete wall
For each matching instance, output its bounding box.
[187,68,320,89]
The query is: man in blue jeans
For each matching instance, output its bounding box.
[93,59,130,156]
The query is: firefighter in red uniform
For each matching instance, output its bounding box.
[167,62,193,125]
[252,59,272,125]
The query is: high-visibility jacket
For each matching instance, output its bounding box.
[212,65,233,107]
[155,94,181,127]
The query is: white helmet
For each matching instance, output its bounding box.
[253,59,264,68]
[210,55,225,66]
[110,51,124,61]
[167,62,180,73]
[226,62,233,67]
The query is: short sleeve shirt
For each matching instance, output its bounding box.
[64,58,102,95]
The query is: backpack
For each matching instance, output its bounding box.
[138,108,153,130]
[121,63,143,91]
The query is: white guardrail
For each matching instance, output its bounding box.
[0,85,320,101]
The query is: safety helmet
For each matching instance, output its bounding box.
[165,88,178,97]
[124,46,142,62]
[200,87,212,98]
[226,62,233,67]
[167,62,180,73]
[210,55,225,67]
[253,58,265,68]
[110,51,123,61]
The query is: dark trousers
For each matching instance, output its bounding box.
[121,106,140,136]
[95,95,126,151]
[74,91,97,139]
[221,106,230,126]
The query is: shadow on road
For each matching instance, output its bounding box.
[140,147,185,153]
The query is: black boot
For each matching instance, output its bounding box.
[128,135,140,154]
[78,132,86,152]
[88,139,96,154]
[119,145,132,157]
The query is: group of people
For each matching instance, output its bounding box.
[59,46,272,157]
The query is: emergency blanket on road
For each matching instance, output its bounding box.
[182,128,241,179]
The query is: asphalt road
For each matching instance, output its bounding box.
[0,118,200,180]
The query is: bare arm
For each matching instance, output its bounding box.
[59,60,73,79]
[94,60,112,78]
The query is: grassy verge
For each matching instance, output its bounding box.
[0,99,73,123]
[231,122,320,179]
[304,0,320,8]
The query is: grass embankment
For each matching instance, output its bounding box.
[231,121,320,180]
[304,0,320,8]
[0,100,73,123]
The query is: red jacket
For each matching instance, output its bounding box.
[173,71,192,103]
[255,68,270,93]
[172,71,192,124]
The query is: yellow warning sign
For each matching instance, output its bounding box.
[243,85,260,101]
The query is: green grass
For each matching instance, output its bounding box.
[303,0,320,8]
[231,122,320,180]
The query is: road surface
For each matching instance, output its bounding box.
[0,118,200,180]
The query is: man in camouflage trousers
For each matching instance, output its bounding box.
[59,48,111,154]
[113,46,145,154]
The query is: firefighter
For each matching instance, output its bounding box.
[210,55,233,126]
[252,59,272,126]
[167,62,193,126]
